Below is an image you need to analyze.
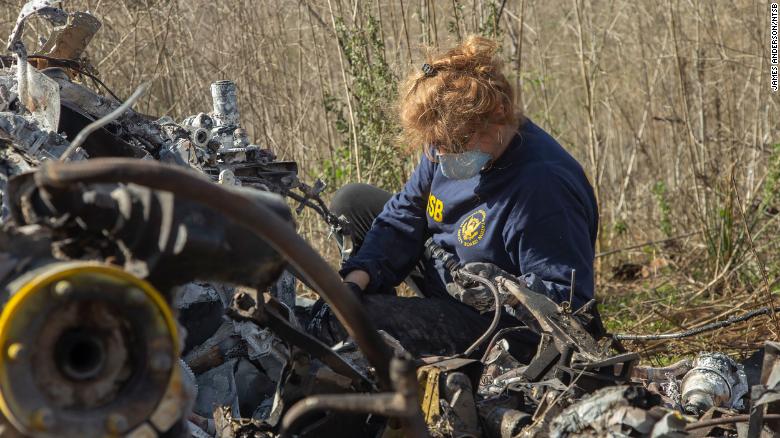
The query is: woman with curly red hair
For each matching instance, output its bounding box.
[311,35,600,357]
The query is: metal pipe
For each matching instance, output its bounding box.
[280,393,400,436]
[280,357,428,438]
[631,359,693,382]
[35,158,394,388]
[458,270,502,357]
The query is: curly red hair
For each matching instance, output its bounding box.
[398,35,521,154]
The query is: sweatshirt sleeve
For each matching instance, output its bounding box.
[504,166,597,309]
[340,156,435,293]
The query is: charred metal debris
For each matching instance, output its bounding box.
[0,2,777,437]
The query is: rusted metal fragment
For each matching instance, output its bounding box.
[39,11,101,60]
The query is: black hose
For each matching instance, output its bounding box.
[423,239,503,358]
[458,270,502,357]
[36,158,394,388]
[614,305,780,341]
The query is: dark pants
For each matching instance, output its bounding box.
[310,183,540,360]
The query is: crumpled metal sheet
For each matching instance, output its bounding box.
[176,282,234,309]
[549,385,664,437]
[194,360,240,418]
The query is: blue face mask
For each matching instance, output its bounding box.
[436,150,492,179]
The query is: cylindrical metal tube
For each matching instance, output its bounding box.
[631,359,693,382]
[210,80,240,127]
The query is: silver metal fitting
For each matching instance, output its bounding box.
[210,80,240,128]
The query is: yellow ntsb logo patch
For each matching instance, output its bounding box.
[427,194,444,222]
[458,209,487,247]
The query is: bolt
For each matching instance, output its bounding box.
[31,408,55,430]
[150,352,172,372]
[53,280,73,297]
[106,413,128,433]
[6,343,23,361]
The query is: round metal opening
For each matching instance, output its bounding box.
[55,328,106,381]
[195,129,209,144]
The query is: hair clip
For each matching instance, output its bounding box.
[421,63,437,77]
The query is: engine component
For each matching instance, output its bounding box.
[0,262,184,437]
[417,358,483,437]
[680,352,748,416]
[494,277,638,392]
[210,80,240,129]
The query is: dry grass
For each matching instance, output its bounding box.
[1,0,778,360]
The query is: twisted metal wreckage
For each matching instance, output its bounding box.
[0,2,778,437]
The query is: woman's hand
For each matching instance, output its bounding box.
[447,262,517,312]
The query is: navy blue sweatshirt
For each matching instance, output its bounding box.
[340,119,598,309]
